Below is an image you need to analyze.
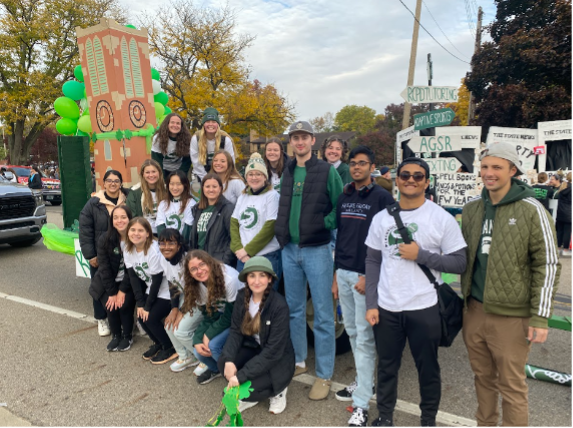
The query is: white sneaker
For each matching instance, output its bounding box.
[97,319,111,337]
[193,362,208,377]
[561,249,572,257]
[238,400,259,413]
[170,356,199,373]
[134,319,147,337]
[269,387,287,414]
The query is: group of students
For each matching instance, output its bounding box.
[78,114,562,427]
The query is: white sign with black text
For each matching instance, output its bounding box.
[435,173,479,207]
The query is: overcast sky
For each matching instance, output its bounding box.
[123,0,496,121]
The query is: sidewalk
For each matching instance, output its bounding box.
[0,408,32,426]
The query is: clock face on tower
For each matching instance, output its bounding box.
[96,100,115,132]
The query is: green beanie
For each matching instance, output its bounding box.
[201,107,220,126]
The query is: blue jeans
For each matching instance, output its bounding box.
[337,268,376,410]
[193,328,230,373]
[282,242,335,380]
[166,297,204,360]
[236,249,282,291]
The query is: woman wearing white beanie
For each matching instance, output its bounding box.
[230,152,282,286]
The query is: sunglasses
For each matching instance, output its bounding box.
[398,172,426,182]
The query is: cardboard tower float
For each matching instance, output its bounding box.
[76,18,156,189]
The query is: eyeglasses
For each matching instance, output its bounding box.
[398,172,426,182]
[158,241,178,248]
[189,261,207,275]
[349,161,371,168]
[105,179,121,184]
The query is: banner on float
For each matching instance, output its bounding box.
[436,126,481,149]
[486,127,537,172]
[538,120,572,144]
[435,173,480,207]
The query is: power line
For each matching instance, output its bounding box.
[422,1,471,60]
[397,0,471,65]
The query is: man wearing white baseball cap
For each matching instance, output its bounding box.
[461,141,561,426]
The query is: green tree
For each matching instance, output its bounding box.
[465,0,571,128]
[446,79,470,126]
[334,105,377,135]
[309,112,334,132]
[0,0,126,164]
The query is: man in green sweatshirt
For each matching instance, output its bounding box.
[461,142,561,426]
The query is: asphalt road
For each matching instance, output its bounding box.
[0,205,570,427]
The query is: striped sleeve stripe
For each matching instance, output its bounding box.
[524,198,558,318]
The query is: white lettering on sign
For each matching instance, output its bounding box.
[435,173,479,207]
[408,135,463,153]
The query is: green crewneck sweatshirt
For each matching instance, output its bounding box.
[471,178,536,302]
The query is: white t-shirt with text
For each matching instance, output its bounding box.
[124,241,170,300]
[156,198,196,234]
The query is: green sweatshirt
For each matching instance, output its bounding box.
[336,162,352,185]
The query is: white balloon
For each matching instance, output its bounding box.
[79,98,88,110]
[152,80,162,95]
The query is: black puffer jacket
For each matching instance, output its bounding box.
[79,190,127,261]
[557,184,571,223]
[218,289,295,392]
[190,196,236,267]
[88,233,130,301]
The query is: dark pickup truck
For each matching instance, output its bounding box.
[0,176,47,247]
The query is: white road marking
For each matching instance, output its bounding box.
[0,292,477,427]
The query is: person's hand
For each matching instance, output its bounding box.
[354,276,366,295]
[115,291,125,309]
[202,334,210,349]
[528,327,549,343]
[105,295,117,311]
[235,248,248,261]
[398,242,419,261]
[173,310,184,331]
[224,362,237,381]
[195,343,212,357]
[228,375,240,388]
[332,274,338,299]
[366,308,379,326]
[164,308,179,330]
[89,257,98,268]
[137,307,149,322]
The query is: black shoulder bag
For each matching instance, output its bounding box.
[386,202,463,347]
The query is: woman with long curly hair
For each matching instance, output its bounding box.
[212,150,245,205]
[218,257,294,414]
[320,135,352,185]
[181,250,242,385]
[151,113,192,180]
[126,159,167,235]
[190,108,235,181]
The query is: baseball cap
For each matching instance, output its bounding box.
[480,142,525,175]
[288,121,314,136]
[397,157,430,178]
[380,166,390,175]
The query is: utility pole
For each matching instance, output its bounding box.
[427,53,433,113]
[401,0,423,130]
[468,6,483,123]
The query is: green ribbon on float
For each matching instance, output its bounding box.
[90,123,156,154]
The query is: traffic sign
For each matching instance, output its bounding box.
[407,135,463,153]
[414,108,455,130]
[400,86,459,103]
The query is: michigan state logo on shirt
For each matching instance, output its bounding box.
[166,213,182,230]
[293,181,304,197]
[240,207,259,229]
[385,223,418,258]
[135,263,150,282]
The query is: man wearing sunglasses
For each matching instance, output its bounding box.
[461,142,560,426]
[365,157,467,427]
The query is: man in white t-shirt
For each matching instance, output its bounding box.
[364,157,467,427]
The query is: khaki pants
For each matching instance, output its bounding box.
[463,298,531,426]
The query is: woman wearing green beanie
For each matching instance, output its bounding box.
[190,107,236,181]
[218,256,295,415]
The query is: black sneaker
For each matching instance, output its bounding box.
[117,335,133,352]
[421,418,436,427]
[336,381,357,402]
[150,347,178,365]
[196,369,222,385]
[106,335,121,352]
[142,343,162,360]
[371,416,393,427]
[348,407,368,427]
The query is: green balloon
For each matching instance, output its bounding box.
[76,129,89,137]
[54,96,80,119]
[125,24,137,29]
[56,118,78,135]
[62,80,86,101]
[82,107,90,116]
[154,91,168,106]
[77,115,92,133]
[154,102,165,117]
[164,106,172,115]
[74,65,84,82]
[151,68,160,81]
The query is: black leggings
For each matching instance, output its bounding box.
[373,304,442,422]
[90,265,107,320]
[138,295,173,350]
[99,289,136,337]
[220,345,275,402]
[556,221,571,249]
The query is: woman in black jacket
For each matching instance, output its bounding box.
[189,173,236,267]
[218,256,295,415]
[556,172,572,254]
[79,169,129,337]
[89,205,136,352]
[28,165,43,189]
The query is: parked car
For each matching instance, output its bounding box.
[0,176,47,247]
[371,169,382,178]
[5,165,62,205]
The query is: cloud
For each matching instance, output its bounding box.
[124,0,495,120]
